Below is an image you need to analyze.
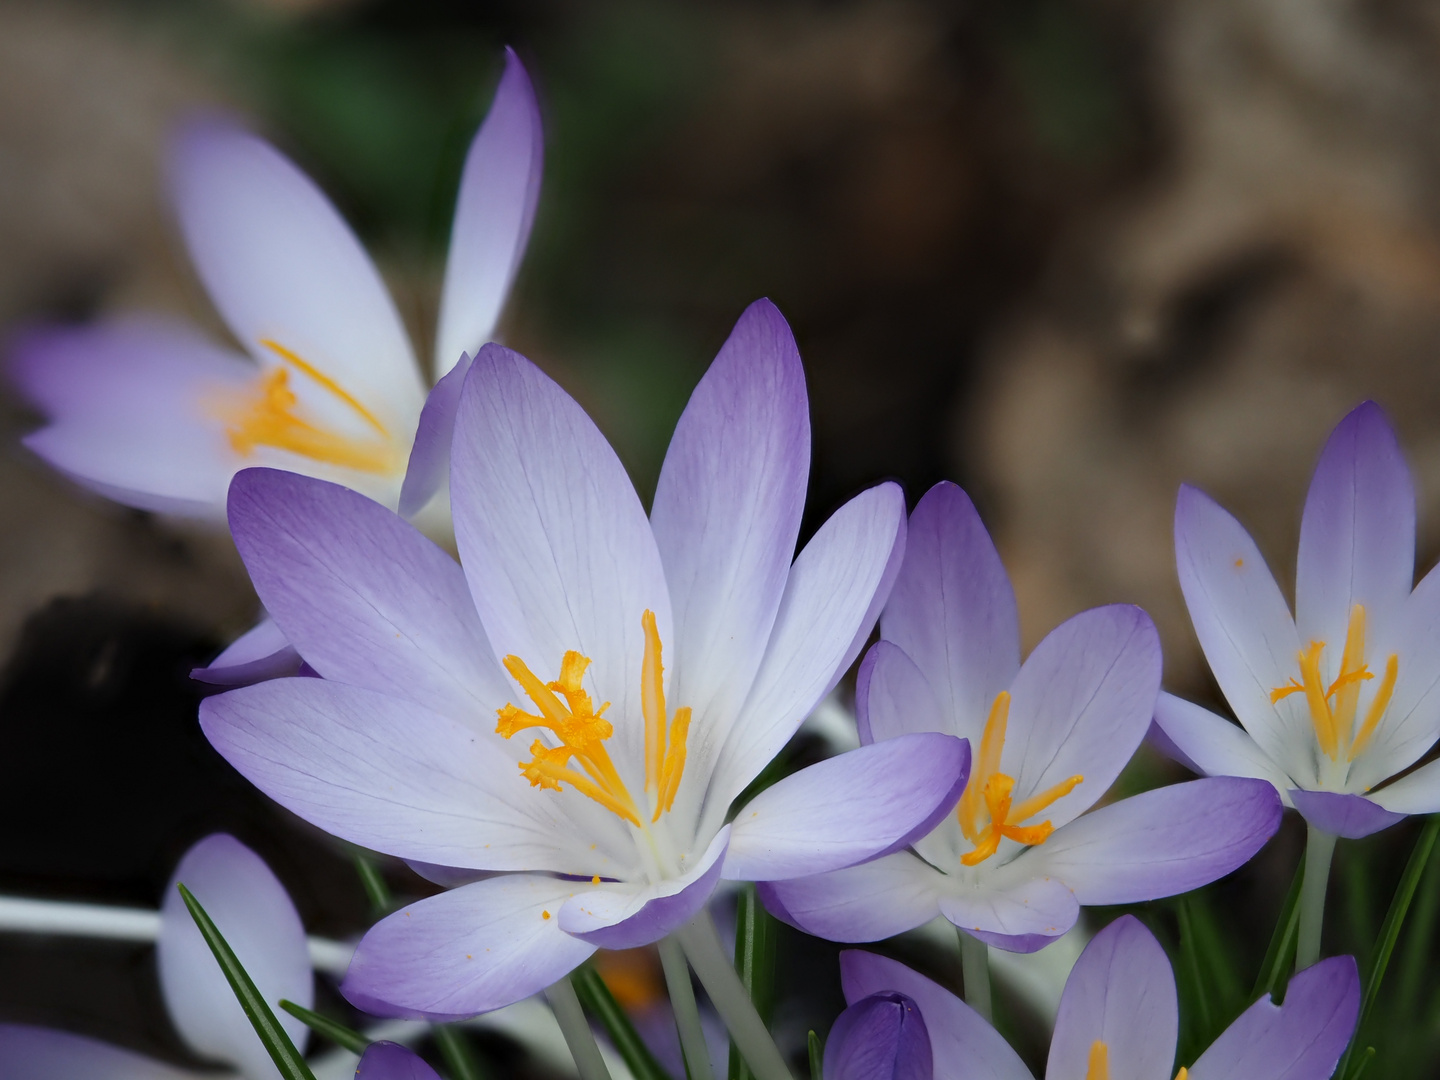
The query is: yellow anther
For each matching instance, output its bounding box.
[1270,604,1397,764]
[957,691,1081,866]
[498,611,691,828]
[1086,1040,1109,1080]
[1174,1069,1188,1080]
[221,341,399,473]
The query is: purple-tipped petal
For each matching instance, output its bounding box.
[723,733,969,880]
[651,299,810,831]
[355,1041,443,1080]
[882,481,1020,743]
[433,49,543,379]
[0,1025,199,1080]
[1187,955,1359,1080]
[1046,916,1176,1080]
[169,118,423,427]
[200,677,634,875]
[759,852,942,942]
[399,351,473,517]
[191,615,302,687]
[698,482,907,838]
[228,468,511,727]
[1002,605,1162,832]
[1018,777,1282,905]
[559,827,729,949]
[938,877,1079,954]
[451,344,670,788]
[1151,693,1294,796]
[840,951,1035,1080]
[856,641,945,745]
[10,318,256,517]
[1288,789,1405,839]
[1295,402,1414,649]
[158,835,311,1078]
[1175,485,1308,778]
[825,992,932,1080]
[342,873,597,1020]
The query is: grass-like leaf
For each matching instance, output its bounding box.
[353,852,393,917]
[1251,849,1306,1004]
[279,999,369,1056]
[433,1023,486,1080]
[571,963,673,1080]
[807,1030,822,1080]
[177,883,317,1080]
[728,885,777,1080]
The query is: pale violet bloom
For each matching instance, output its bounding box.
[10,48,541,524]
[823,986,930,1080]
[354,1043,440,1080]
[834,915,1359,1080]
[764,482,1282,952]
[0,834,312,1080]
[1154,401,1440,838]
[199,300,970,1019]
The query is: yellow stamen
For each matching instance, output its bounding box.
[957,691,1082,866]
[1174,1069,1188,1080]
[220,340,398,474]
[1269,604,1397,764]
[498,611,691,828]
[1086,1040,1109,1080]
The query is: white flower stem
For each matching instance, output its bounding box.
[659,935,716,1080]
[1297,825,1338,971]
[545,976,612,1080]
[0,895,352,975]
[958,928,993,1022]
[677,912,795,1080]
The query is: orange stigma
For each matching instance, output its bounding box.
[219,340,400,474]
[497,610,690,826]
[1085,1041,1109,1080]
[1270,604,1398,762]
[957,690,1082,866]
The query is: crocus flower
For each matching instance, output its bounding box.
[198,299,970,1020]
[763,482,1283,952]
[1153,401,1440,838]
[823,988,931,1080]
[0,834,312,1080]
[835,915,1359,1080]
[10,48,541,523]
[354,1043,441,1080]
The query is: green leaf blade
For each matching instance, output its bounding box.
[571,963,673,1080]
[279,999,369,1056]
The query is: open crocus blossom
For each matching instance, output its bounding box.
[1153,401,1440,840]
[836,915,1359,1080]
[762,482,1283,953]
[0,834,312,1080]
[198,299,970,1020]
[10,48,541,523]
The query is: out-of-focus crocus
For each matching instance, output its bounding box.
[354,1042,441,1080]
[0,834,312,1080]
[1154,401,1440,840]
[824,989,931,1080]
[838,915,1359,1080]
[199,299,970,1020]
[763,482,1282,954]
[10,48,541,524]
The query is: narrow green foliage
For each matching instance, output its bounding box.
[1342,841,1377,969]
[571,964,673,1080]
[353,852,393,916]
[176,883,317,1080]
[1393,835,1440,1019]
[807,1031,823,1080]
[1339,816,1440,1080]
[434,1023,486,1080]
[1349,1046,1376,1080]
[279,999,369,1055]
[1252,850,1306,1004]
[729,885,778,1080]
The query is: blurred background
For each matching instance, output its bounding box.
[4,0,1440,1074]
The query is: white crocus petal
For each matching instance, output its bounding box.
[0,1025,207,1080]
[433,49,543,379]
[1152,693,1296,803]
[158,835,311,1080]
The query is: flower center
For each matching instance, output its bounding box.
[497,609,691,827]
[1270,604,1398,763]
[220,340,401,474]
[957,691,1083,866]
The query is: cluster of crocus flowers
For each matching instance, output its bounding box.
[763,481,1283,954]
[199,300,970,1019]
[827,915,1359,1080]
